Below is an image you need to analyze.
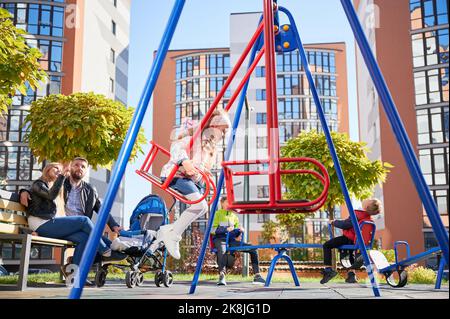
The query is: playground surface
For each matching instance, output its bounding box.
[0,280,447,300]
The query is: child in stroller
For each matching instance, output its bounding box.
[94,194,175,288]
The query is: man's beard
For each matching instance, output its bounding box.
[71,172,83,181]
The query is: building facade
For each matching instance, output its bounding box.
[355,0,448,264]
[0,0,130,270]
[151,12,349,251]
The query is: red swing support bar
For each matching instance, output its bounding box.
[222,157,330,214]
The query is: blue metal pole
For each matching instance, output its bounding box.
[68,0,186,299]
[340,0,449,265]
[189,34,263,295]
[435,256,445,289]
[265,253,281,287]
[282,254,300,286]
[280,7,381,297]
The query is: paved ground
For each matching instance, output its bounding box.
[0,280,448,299]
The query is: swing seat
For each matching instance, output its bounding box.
[222,157,329,214]
[136,141,217,205]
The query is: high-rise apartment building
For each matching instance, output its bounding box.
[0,0,130,269]
[354,0,448,263]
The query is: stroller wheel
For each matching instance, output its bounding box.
[95,269,107,288]
[125,270,137,288]
[155,271,163,287]
[163,270,174,288]
[136,271,145,287]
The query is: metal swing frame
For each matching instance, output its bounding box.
[69,0,449,299]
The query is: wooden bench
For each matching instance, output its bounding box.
[0,190,75,291]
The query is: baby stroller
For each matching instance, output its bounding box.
[94,194,176,288]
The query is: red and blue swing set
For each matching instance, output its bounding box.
[69,0,448,300]
[136,6,330,215]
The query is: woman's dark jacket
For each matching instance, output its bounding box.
[27,175,65,220]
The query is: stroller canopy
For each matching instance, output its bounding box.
[129,195,167,232]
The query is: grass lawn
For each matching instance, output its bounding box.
[0,272,348,285]
[1,271,447,286]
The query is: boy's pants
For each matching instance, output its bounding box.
[323,236,353,266]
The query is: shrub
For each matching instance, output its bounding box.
[406,264,437,284]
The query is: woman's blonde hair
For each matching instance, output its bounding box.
[41,162,62,184]
[40,162,66,216]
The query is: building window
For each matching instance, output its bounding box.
[258,213,270,224]
[0,2,65,37]
[106,169,111,183]
[110,48,116,64]
[0,146,44,184]
[417,107,449,145]
[25,39,63,73]
[410,0,449,30]
[419,147,449,186]
[0,243,53,261]
[257,185,269,199]
[257,136,267,149]
[414,68,449,105]
[256,113,267,124]
[255,66,266,77]
[256,89,266,101]
[112,20,116,35]
[110,78,115,93]
[411,29,449,68]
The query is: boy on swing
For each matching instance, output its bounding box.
[321,198,382,284]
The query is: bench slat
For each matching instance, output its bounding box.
[0,211,28,226]
[0,198,26,212]
[31,236,75,247]
[0,223,20,234]
[0,233,75,246]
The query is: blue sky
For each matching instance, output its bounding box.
[123,0,360,227]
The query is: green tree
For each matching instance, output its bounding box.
[280,130,392,222]
[0,8,47,114]
[24,92,147,169]
[261,220,278,244]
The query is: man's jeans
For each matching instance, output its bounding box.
[36,216,109,265]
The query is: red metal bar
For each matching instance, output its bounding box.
[225,47,266,112]
[233,169,325,181]
[144,147,158,172]
[188,23,265,152]
[140,146,154,171]
[161,164,179,189]
[263,0,281,204]
[222,156,330,212]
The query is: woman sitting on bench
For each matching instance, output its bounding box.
[27,163,121,266]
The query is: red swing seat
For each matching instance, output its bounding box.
[222,157,330,214]
[136,141,217,205]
